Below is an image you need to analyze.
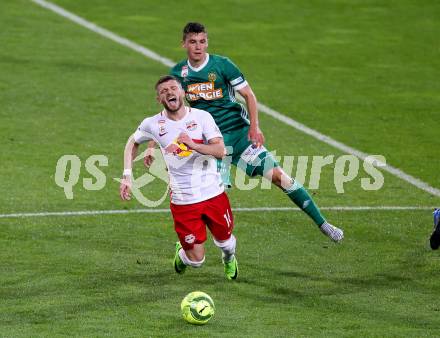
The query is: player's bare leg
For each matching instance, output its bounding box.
[174,243,205,274]
[265,167,344,242]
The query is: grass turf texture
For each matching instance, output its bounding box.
[2,211,440,337]
[1,0,440,336]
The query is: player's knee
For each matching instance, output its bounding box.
[213,234,236,255]
[184,249,206,267]
[187,256,205,268]
[180,248,205,268]
[265,167,293,190]
[265,168,283,186]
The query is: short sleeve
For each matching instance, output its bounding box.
[222,57,248,91]
[133,117,153,144]
[201,111,222,141]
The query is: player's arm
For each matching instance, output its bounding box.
[237,85,265,147]
[121,118,154,200]
[222,57,265,147]
[120,134,139,200]
[144,140,156,167]
[177,133,226,159]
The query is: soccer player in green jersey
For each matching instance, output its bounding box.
[146,22,343,242]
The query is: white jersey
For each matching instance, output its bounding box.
[133,106,224,205]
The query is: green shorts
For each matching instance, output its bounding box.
[218,126,279,187]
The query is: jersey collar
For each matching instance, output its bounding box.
[187,54,210,72]
[161,106,191,122]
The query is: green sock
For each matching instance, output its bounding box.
[285,181,325,226]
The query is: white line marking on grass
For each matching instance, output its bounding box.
[30,0,440,197]
[30,0,175,68]
[0,206,436,219]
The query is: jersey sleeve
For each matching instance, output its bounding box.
[222,57,248,91]
[133,117,153,144]
[200,111,223,141]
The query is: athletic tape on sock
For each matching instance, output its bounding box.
[285,180,303,193]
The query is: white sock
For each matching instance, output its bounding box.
[178,249,205,268]
[213,234,236,263]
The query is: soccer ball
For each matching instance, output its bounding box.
[181,291,215,325]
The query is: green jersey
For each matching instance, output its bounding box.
[170,54,249,133]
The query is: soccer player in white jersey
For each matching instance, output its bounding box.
[146,22,343,243]
[119,75,238,280]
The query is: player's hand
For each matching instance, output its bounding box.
[119,176,132,201]
[177,132,196,149]
[144,149,155,168]
[144,142,156,167]
[248,125,265,148]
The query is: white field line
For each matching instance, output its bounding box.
[0,206,436,219]
[30,0,440,198]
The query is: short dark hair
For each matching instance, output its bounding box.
[183,22,207,40]
[155,75,180,90]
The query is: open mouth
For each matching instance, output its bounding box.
[167,96,177,104]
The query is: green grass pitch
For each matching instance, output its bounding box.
[1,0,440,336]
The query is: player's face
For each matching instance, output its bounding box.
[156,80,184,113]
[182,33,208,63]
